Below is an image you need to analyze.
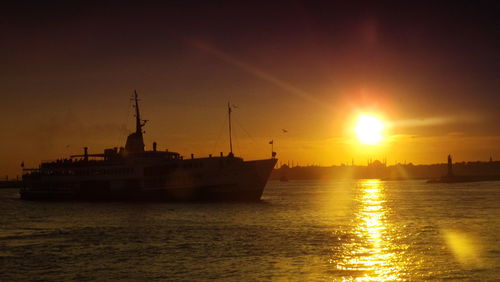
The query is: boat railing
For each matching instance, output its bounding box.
[22,168,40,171]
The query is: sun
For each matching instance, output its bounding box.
[355,114,384,145]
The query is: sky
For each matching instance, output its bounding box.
[1,1,499,176]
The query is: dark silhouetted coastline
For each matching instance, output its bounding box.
[271,159,500,182]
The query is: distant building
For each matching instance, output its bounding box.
[447,154,454,177]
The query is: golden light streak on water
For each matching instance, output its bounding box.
[442,229,484,269]
[337,179,401,281]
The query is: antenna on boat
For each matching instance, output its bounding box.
[228,102,233,156]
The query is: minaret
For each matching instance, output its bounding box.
[125,90,146,153]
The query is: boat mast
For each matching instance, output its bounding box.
[134,90,142,135]
[125,90,146,153]
[228,102,233,155]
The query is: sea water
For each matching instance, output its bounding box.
[1,180,499,280]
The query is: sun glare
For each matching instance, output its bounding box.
[355,114,384,145]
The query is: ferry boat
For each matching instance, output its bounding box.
[21,92,277,201]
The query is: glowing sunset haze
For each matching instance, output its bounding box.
[2,2,500,282]
[1,2,499,176]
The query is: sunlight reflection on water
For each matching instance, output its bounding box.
[337,179,401,281]
[2,181,500,280]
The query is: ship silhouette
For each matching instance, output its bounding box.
[21,91,277,201]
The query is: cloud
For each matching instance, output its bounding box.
[389,115,482,128]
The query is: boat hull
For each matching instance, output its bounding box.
[21,158,277,202]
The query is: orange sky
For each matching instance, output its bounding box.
[1,2,499,177]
